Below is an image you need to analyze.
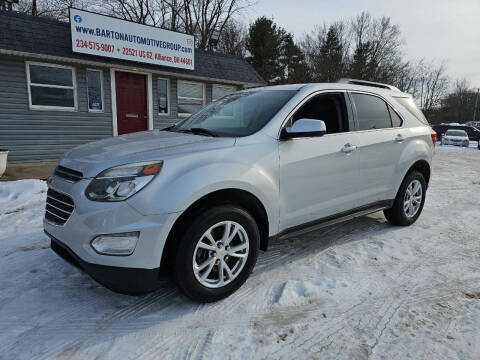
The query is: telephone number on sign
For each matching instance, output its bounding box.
[76,40,114,53]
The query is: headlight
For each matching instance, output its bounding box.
[85,161,163,201]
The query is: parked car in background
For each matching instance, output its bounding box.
[44,79,435,302]
[432,124,480,142]
[441,129,470,147]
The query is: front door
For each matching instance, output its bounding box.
[115,71,148,135]
[279,92,361,231]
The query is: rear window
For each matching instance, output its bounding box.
[395,97,428,124]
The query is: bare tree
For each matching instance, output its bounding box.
[173,0,252,49]
[14,0,95,20]
[217,18,246,56]
[96,0,252,49]
[416,61,449,117]
[349,12,405,84]
[98,0,169,26]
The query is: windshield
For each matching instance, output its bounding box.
[446,130,467,137]
[169,90,296,137]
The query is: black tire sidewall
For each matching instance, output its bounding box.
[175,205,260,302]
[395,171,426,225]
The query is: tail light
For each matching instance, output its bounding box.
[430,129,437,147]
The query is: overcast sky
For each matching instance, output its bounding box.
[246,0,480,88]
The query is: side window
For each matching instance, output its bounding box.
[27,62,77,110]
[157,78,169,114]
[352,93,392,130]
[212,84,236,101]
[86,69,103,112]
[291,93,349,134]
[178,81,205,116]
[388,106,403,127]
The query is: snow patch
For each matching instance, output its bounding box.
[275,278,349,306]
[0,180,47,214]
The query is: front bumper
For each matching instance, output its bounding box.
[47,232,160,294]
[43,174,181,293]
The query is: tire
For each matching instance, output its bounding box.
[175,205,260,302]
[384,171,426,226]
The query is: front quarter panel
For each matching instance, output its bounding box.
[126,133,280,236]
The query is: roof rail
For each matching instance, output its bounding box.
[336,78,401,92]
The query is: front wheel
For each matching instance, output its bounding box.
[175,205,260,302]
[384,171,426,226]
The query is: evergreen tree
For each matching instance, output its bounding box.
[246,17,283,84]
[316,26,346,82]
[349,41,375,80]
[278,33,310,84]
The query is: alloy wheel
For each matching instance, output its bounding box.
[192,221,249,288]
[403,179,422,218]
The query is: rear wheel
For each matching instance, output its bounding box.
[384,171,426,226]
[175,205,259,302]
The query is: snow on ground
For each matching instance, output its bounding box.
[1,147,480,360]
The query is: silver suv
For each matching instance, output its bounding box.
[44,79,435,302]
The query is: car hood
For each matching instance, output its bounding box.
[59,130,236,178]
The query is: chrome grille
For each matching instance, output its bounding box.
[54,166,83,182]
[45,189,74,225]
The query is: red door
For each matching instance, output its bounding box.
[115,71,148,135]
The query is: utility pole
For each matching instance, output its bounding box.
[474,88,480,123]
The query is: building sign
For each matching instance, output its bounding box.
[70,9,194,70]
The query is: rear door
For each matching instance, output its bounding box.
[349,92,407,206]
[279,92,361,231]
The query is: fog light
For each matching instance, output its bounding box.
[91,232,139,256]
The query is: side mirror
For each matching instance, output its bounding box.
[281,119,326,139]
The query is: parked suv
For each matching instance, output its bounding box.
[44,79,435,302]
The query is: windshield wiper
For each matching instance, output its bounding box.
[179,128,218,137]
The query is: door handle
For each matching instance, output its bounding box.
[395,134,405,143]
[342,143,357,154]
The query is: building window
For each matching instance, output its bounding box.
[87,69,103,112]
[26,62,77,110]
[212,84,236,101]
[178,80,205,116]
[157,78,169,114]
